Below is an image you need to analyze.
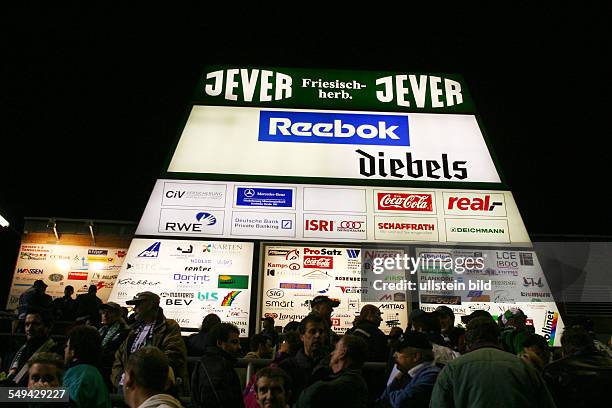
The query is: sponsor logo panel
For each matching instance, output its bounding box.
[218,275,249,289]
[375,216,438,241]
[445,218,510,243]
[303,214,367,240]
[231,212,295,237]
[158,209,224,235]
[375,192,435,213]
[162,182,226,207]
[235,187,294,208]
[443,193,506,216]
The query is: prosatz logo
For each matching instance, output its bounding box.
[304,248,342,256]
[204,69,292,102]
[445,193,505,215]
[304,256,333,269]
[357,150,467,180]
[138,242,161,258]
[377,193,433,212]
[259,110,409,146]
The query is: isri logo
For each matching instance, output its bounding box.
[258,110,409,146]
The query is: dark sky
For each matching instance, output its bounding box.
[2,3,611,236]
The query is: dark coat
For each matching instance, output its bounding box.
[186,331,209,357]
[191,345,244,408]
[296,368,368,408]
[346,320,389,362]
[277,348,331,404]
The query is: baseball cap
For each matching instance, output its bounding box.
[501,308,527,325]
[310,295,340,308]
[100,301,122,312]
[396,331,433,351]
[461,310,493,324]
[126,291,160,305]
[33,279,47,289]
[435,306,455,318]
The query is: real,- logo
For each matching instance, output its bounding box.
[377,193,433,212]
[138,242,161,258]
[221,291,241,306]
[445,194,505,214]
[259,110,410,146]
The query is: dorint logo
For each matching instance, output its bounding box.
[258,110,409,146]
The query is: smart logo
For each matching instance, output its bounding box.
[138,242,161,258]
[258,111,409,146]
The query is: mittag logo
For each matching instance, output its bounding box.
[259,110,409,146]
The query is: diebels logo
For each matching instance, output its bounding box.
[258,110,409,146]
[138,242,161,258]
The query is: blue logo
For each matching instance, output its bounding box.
[236,187,293,208]
[346,249,361,259]
[258,111,409,146]
[195,212,217,225]
[138,242,161,258]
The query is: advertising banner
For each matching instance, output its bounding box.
[107,239,254,335]
[261,244,410,335]
[167,106,501,184]
[137,179,530,245]
[7,244,127,309]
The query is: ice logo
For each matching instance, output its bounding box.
[195,212,217,226]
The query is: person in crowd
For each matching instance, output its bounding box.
[543,325,612,408]
[63,325,110,408]
[277,314,330,404]
[310,296,340,345]
[430,316,556,408]
[98,301,129,389]
[411,311,457,366]
[283,321,300,334]
[52,285,76,321]
[276,331,302,360]
[459,309,493,325]
[14,280,52,333]
[75,285,103,326]
[8,309,63,386]
[27,351,64,389]
[346,304,388,362]
[112,292,188,395]
[261,317,279,346]
[255,367,292,408]
[296,335,368,408]
[499,308,531,354]
[191,322,244,408]
[435,306,466,353]
[186,313,221,356]
[123,346,183,408]
[377,331,441,408]
[519,334,551,372]
[245,334,274,359]
[569,316,612,358]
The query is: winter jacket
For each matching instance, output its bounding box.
[112,311,188,395]
[377,362,441,408]
[191,345,244,408]
[346,320,389,362]
[63,362,111,408]
[277,348,331,405]
[296,368,368,408]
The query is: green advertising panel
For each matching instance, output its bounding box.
[218,274,249,289]
[193,66,475,113]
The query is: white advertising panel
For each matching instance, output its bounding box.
[167,106,501,183]
[107,239,254,335]
[261,244,409,335]
[7,244,127,309]
[137,179,530,245]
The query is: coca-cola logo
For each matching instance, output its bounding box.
[377,192,433,211]
[303,256,333,269]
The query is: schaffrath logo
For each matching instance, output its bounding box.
[377,193,433,212]
[303,256,333,269]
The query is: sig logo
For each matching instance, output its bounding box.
[204,68,292,102]
[266,289,284,299]
[138,242,161,258]
[259,110,409,146]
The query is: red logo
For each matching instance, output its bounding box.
[331,317,340,327]
[264,312,279,319]
[378,193,433,211]
[116,250,127,258]
[447,195,502,212]
[305,220,334,231]
[303,256,333,269]
[68,271,88,280]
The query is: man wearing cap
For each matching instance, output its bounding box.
[98,302,129,390]
[377,331,441,408]
[15,280,52,331]
[500,308,531,354]
[346,304,388,362]
[310,295,340,346]
[112,292,189,395]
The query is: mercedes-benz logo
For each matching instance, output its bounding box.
[244,188,256,198]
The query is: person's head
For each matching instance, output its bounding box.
[412,312,442,334]
[200,313,221,334]
[283,321,300,333]
[126,292,160,322]
[460,310,493,326]
[522,334,551,364]
[64,285,74,298]
[359,304,383,328]
[561,325,595,357]
[64,325,101,365]
[255,367,292,408]
[100,302,123,325]
[465,316,500,351]
[88,284,97,294]
[27,352,64,389]
[568,316,595,334]
[25,310,52,341]
[501,308,527,330]
[435,306,455,332]
[278,331,302,356]
[330,335,367,373]
[389,326,404,340]
[407,309,426,331]
[209,322,241,356]
[299,313,328,356]
[262,316,275,331]
[251,334,273,358]
[33,279,48,293]
[124,347,170,404]
[393,331,434,373]
[310,296,340,321]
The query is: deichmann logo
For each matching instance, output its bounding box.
[259,111,409,146]
[218,275,249,289]
[138,242,161,258]
[377,193,433,212]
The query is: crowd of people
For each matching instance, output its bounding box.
[1,279,611,408]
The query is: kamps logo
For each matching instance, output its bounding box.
[259,110,409,146]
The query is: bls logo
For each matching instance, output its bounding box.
[165,212,216,232]
[259,110,409,146]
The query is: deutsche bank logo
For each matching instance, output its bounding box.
[258,110,409,146]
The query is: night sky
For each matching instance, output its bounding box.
[2,3,611,237]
